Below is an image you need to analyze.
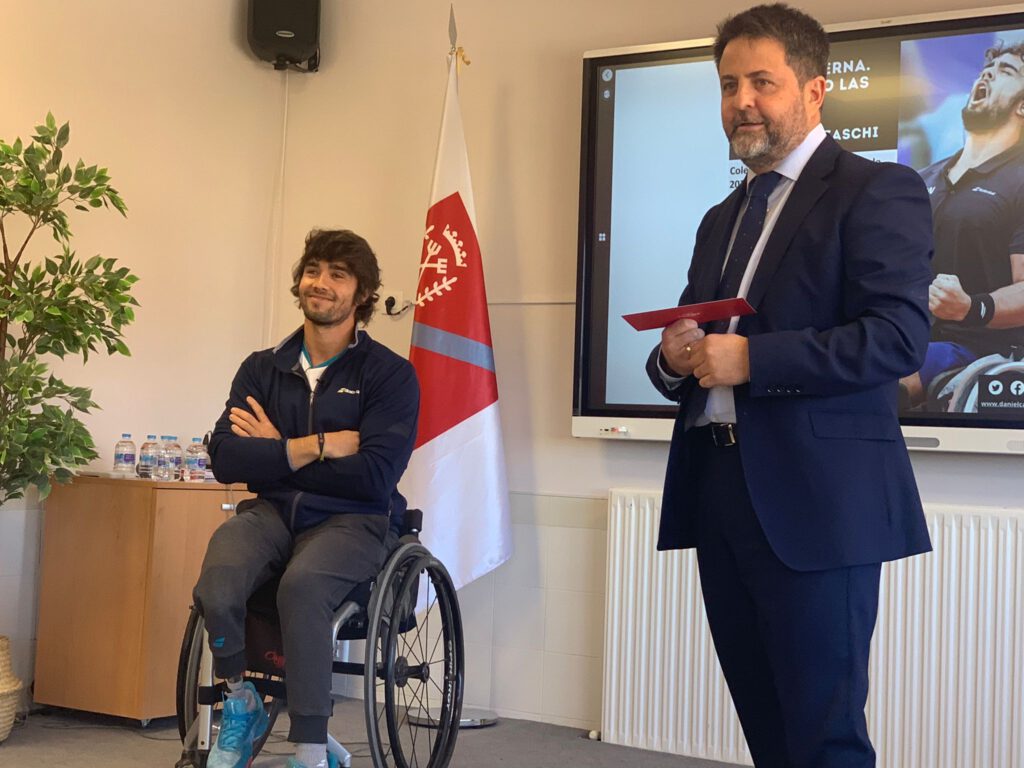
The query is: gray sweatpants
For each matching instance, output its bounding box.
[192,498,391,743]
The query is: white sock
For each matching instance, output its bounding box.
[295,742,328,767]
[224,677,257,710]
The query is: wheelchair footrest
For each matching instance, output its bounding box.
[331,661,364,677]
[197,677,287,706]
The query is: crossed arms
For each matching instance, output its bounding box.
[209,354,419,505]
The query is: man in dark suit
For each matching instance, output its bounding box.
[646,5,934,766]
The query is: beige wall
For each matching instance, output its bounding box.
[4,0,284,694]
[8,0,1018,510]
[7,0,1024,730]
[7,0,283,455]
[278,0,1024,503]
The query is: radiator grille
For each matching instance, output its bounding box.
[602,491,1024,767]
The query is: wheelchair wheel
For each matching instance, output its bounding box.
[176,606,282,763]
[364,542,464,768]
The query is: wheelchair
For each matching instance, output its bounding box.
[930,348,1024,412]
[174,509,464,768]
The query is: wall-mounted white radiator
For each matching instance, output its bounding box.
[603,490,1024,767]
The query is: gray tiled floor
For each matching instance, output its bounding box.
[1,698,738,767]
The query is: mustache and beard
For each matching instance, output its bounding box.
[299,289,357,327]
[727,99,808,169]
[962,79,1024,133]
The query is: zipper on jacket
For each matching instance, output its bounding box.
[308,387,316,433]
[286,365,313,533]
[289,365,319,437]
[309,371,331,433]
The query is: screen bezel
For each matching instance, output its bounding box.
[572,4,1024,455]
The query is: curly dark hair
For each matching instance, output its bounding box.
[290,229,381,326]
[984,40,1024,66]
[713,3,829,84]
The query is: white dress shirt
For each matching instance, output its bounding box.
[660,123,827,424]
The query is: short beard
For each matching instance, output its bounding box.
[962,101,1018,134]
[729,102,807,170]
[300,295,353,328]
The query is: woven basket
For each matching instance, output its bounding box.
[0,636,23,743]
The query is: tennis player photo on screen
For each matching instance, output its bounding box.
[897,30,1024,416]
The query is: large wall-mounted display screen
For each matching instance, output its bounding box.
[573,7,1024,453]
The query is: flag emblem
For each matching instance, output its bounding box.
[400,42,512,591]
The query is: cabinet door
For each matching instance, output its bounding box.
[138,485,254,717]
[34,481,154,716]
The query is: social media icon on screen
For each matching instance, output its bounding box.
[988,380,1004,396]
[1011,380,1024,396]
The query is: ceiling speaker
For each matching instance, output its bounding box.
[248,0,320,71]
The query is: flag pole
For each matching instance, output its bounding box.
[406,5,507,732]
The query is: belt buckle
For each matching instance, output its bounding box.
[711,423,737,447]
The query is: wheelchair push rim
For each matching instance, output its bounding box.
[364,542,465,768]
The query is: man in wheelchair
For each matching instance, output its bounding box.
[193,228,419,768]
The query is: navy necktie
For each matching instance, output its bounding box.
[707,171,782,335]
[684,171,782,428]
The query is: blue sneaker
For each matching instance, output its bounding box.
[285,753,341,768]
[207,682,270,768]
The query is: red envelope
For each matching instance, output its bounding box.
[623,298,755,331]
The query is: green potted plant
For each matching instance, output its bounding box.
[0,113,137,504]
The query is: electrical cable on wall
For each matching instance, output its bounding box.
[262,70,289,347]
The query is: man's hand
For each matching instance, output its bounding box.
[690,334,750,388]
[929,273,970,322]
[660,318,706,376]
[230,396,282,439]
[285,430,360,470]
[324,430,360,459]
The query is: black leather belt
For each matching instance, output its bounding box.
[707,422,738,447]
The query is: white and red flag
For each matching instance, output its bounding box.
[401,42,512,590]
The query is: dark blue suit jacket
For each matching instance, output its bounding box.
[647,137,934,571]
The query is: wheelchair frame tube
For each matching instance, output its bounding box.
[198,627,214,751]
[327,734,353,768]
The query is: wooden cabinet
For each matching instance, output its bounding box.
[33,476,252,721]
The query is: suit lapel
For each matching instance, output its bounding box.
[743,137,840,312]
[693,186,746,302]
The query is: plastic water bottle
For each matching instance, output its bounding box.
[166,436,184,480]
[184,438,209,482]
[137,435,159,479]
[153,435,174,481]
[113,434,136,474]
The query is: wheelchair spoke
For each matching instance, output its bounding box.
[399,630,418,663]
[426,620,444,667]
[400,686,420,761]
[417,583,432,664]
[405,681,430,721]
[364,545,463,768]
